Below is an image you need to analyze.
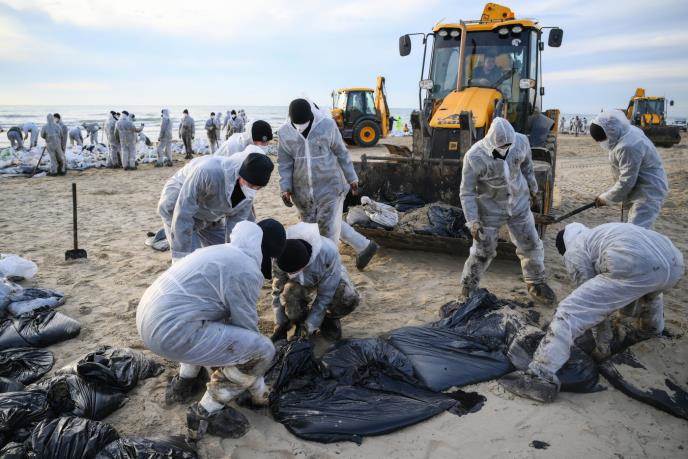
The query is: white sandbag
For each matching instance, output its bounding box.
[361,196,399,229]
[0,254,38,280]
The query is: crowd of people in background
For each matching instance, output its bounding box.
[559,115,589,136]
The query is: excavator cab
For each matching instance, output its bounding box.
[331,76,392,147]
[625,88,680,147]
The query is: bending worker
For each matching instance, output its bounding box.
[158,147,274,262]
[271,222,360,342]
[278,98,379,270]
[156,108,173,167]
[459,117,555,305]
[68,126,83,147]
[82,122,101,145]
[6,126,24,150]
[589,109,668,229]
[22,122,39,149]
[40,114,67,176]
[137,219,287,440]
[215,120,273,157]
[501,222,684,403]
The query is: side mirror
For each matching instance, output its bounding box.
[539,42,544,51]
[670,100,675,106]
[399,35,412,56]
[548,28,563,47]
[540,87,545,96]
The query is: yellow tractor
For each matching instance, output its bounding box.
[331,76,392,147]
[625,88,680,147]
[350,3,563,257]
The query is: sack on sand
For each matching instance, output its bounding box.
[0,254,38,281]
[96,436,198,459]
[57,346,164,392]
[0,389,57,445]
[360,196,399,229]
[6,287,65,316]
[0,347,54,384]
[29,416,119,459]
[31,374,128,421]
[0,309,80,350]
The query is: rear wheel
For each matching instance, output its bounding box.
[354,120,381,147]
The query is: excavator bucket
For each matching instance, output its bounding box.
[641,125,681,148]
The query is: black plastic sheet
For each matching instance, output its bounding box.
[29,416,119,459]
[0,389,56,445]
[391,193,426,212]
[0,377,24,393]
[599,348,688,420]
[0,347,54,384]
[0,309,80,350]
[58,346,164,392]
[31,374,128,421]
[6,287,65,316]
[0,441,27,457]
[96,436,198,459]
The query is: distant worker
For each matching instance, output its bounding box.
[53,113,69,154]
[403,123,410,135]
[501,222,684,403]
[116,111,144,171]
[589,109,668,229]
[179,109,195,160]
[472,50,504,87]
[214,111,223,141]
[278,98,379,270]
[156,108,173,167]
[205,112,219,154]
[223,110,233,140]
[239,109,248,126]
[82,122,101,145]
[157,149,274,262]
[560,117,566,133]
[105,111,121,168]
[229,110,245,135]
[215,120,273,157]
[40,113,66,176]
[68,126,84,147]
[6,126,24,150]
[137,220,287,441]
[573,116,581,137]
[22,122,39,149]
[459,117,556,305]
[271,222,360,342]
[582,117,588,134]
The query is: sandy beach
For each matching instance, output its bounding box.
[1,134,686,458]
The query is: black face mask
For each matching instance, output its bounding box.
[492,148,509,160]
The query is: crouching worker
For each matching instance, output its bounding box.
[501,222,684,403]
[271,222,360,342]
[137,219,287,440]
[158,147,274,262]
[459,117,555,305]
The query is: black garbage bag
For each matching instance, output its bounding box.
[270,339,478,444]
[57,346,164,392]
[507,330,600,393]
[426,204,468,238]
[31,374,128,420]
[96,436,197,459]
[599,346,688,420]
[7,287,65,316]
[0,347,54,384]
[0,389,57,445]
[0,309,81,350]
[387,325,513,391]
[29,416,119,459]
[391,193,425,212]
[0,377,24,393]
[0,441,28,458]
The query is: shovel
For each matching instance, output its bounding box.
[534,202,596,226]
[31,147,47,177]
[65,183,88,260]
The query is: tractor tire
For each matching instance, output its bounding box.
[354,120,381,147]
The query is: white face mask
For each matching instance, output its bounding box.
[287,270,303,280]
[240,183,258,200]
[598,139,610,151]
[494,145,510,155]
[294,121,310,133]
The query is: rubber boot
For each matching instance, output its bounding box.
[527,282,557,306]
[320,316,342,341]
[499,370,559,403]
[356,241,379,271]
[186,402,249,442]
[165,374,206,406]
[271,323,289,343]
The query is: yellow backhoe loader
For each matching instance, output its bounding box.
[350,3,563,258]
[625,88,680,147]
[331,76,392,147]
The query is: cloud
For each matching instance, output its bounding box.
[0,15,74,61]
[546,59,688,83]
[556,30,688,56]
[31,81,112,92]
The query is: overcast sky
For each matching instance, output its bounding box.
[1,0,687,115]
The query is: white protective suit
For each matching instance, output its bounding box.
[223,111,232,139]
[7,128,23,150]
[157,109,173,166]
[214,112,223,141]
[105,113,121,167]
[136,221,275,404]
[459,117,545,291]
[277,102,370,254]
[157,147,261,261]
[68,127,83,146]
[230,115,245,134]
[82,123,100,145]
[22,122,39,148]
[40,114,66,175]
[594,110,668,229]
[529,222,684,380]
[215,131,252,157]
[116,114,143,169]
[56,119,68,152]
[205,117,219,154]
[271,223,359,334]
[179,114,195,158]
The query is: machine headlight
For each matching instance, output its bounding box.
[450,30,460,37]
[498,27,509,36]
[512,25,523,33]
[438,29,448,37]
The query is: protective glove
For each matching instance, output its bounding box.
[530,190,540,211]
[350,181,359,196]
[469,222,483,242]
[281,192,294,207]
[594,195,607,208]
